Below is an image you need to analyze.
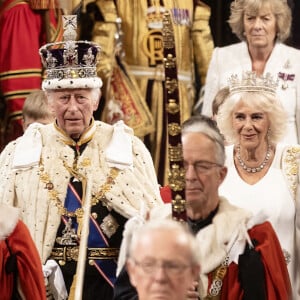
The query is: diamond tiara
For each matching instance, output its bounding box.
[228,71,278,95]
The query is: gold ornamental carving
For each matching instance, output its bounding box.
[168,123,181,136]
[166,99,179,114]
[165,77,178,94]
[164,54,176,69]
[169,144,183,162]
[168,163,185,191]
[171,194,186,213]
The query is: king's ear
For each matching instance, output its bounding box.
[92,90,101,111]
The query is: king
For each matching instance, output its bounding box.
[0,13,163,300]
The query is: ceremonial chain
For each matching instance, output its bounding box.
[39,158,120,219]
[236,143,271,173]
[205,256,229,299]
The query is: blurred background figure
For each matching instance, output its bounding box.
[0,203,46,299]
[0,0,62,150]
[205,0,299,49]
[211,86,230,121]
[290,0,300,49]
[217,71,300,299]
[78,0,214,184]
[201,0,300,144]
[126,219,200,300]
[22,90,54,130]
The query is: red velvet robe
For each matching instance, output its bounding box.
[0,219,46,300]
[215,222,292,300]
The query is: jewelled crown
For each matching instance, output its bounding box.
[39,15,102,90]
[228,71,278,95]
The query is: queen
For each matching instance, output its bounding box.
[216,71,300,300]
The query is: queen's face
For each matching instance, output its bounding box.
[232,101,270,149]
[243,3,277,50]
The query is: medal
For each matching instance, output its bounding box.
[56,217,79,245]
[170,8,191,26]
[278,72,295,90]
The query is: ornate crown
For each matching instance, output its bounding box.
[228,71,278,95]
[39,15,102,90]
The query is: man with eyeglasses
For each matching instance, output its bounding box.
[114,115,291,300]
[126,219,200,300]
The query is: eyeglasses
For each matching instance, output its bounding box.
[131,258,191,277]
[183,161,222,174]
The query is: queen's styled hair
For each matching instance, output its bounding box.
[228,0,291,43]
[216,91,287,145]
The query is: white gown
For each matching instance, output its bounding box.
[219,143,299,299]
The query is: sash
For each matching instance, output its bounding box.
[63,183,117,286]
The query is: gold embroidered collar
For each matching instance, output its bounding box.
[54,118,97,147]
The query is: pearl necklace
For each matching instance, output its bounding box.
[236,144,271,173]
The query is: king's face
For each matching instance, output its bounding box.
[48,88,99,139]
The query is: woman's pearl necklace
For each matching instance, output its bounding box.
[236,144,271,173]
